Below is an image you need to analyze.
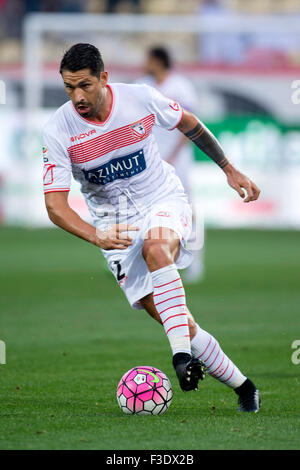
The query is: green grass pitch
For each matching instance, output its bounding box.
[0,227,299,450]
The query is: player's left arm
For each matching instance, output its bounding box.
[177,109,261,203]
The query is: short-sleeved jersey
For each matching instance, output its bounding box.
[42,83,187,224]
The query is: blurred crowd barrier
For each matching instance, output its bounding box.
[1,1,300,65]
[0,8,300,228]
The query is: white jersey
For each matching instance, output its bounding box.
[42,83,187,225]
[136,73,198,193]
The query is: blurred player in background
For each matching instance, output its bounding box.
[136,47,204,283]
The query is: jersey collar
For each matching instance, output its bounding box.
[71,84,115,127]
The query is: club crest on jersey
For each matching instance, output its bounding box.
[83,150,146,185]
[130,122,146,138]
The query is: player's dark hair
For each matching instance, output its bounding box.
[59,43,104,77]
[149,47,172,70]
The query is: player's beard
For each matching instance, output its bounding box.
[76,88,107,119]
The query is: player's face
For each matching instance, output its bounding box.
[62,68,108,118]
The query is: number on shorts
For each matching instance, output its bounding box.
[111,260,125,282]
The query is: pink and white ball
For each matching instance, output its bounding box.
[117,366,173,415]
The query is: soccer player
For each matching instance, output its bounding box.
[43,43,261,412]
[136,46,204,283]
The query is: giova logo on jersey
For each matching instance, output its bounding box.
[70,129,96,142]
[130,122,146,138]
[83,149,146,185]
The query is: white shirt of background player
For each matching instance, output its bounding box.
[136,73,199,195]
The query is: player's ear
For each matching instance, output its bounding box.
[100,71,108,87]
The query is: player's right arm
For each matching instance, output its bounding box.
[45,191,137,250]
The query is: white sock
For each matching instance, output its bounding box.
[191,324,246,388]
[151,264,191,356]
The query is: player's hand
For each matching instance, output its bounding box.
[224,164,260,203]
[94,224,139,250]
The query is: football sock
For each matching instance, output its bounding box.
[234,378,256,397]
[151,264,191,356]
[191,324,246,388]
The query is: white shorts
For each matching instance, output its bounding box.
[100,197,193,309]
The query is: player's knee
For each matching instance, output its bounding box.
[142,240,172,269]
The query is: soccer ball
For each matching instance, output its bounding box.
[117,366,173,415]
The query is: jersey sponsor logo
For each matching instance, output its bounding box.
[169,101,180,112]
[43,163,56,185]
[70,129,96,142]
[83,149,146,185]
[130,121,146,138]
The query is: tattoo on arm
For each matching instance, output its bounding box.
[184,121,229,169]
